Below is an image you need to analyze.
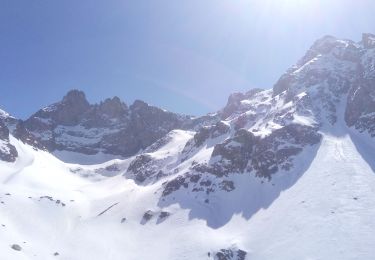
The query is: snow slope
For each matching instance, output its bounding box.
[1,111,375,260]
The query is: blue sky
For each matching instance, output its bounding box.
[1,0,375,118]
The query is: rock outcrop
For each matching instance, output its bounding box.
[0,114,18,162]
[21,90,192,161]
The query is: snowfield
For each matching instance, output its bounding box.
[1,122,375,259]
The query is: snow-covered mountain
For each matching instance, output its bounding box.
[1,33,375,260]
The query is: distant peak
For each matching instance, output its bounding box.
[0,108,11,119]
[98,96,128,117]
[109,96,121,103]
[101,96,125,107]
[62,89,89,105]
[309,35,340,53]
[131,100,149,110]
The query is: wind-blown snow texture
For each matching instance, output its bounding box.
[1,33,375,260]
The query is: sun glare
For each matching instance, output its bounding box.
[225,0,321,22]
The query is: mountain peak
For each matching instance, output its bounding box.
[101,96,124,107]
[98,96,128,118]
[0,108,12,120]
[310,35,339,53]
[309,34,354,51]
[62,89,89,105]
[130,100,149,110]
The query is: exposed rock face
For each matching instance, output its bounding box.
[345,34,375,136]
[221,89,263,120]
[213,247,247,260]
[21,90,192,160]
[13,121,45,150]
[141,210,155,224]
[0,119,18,162]
[10,244,22,251]
[126,154,155,183]
[204,124,321,178]
[192,121,230,148]
[345,81,375,136]
[161,124,321,199]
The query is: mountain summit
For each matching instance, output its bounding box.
[16,90,192,163]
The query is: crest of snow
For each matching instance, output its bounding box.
[292,114,317,126]
[0,108,14,119]
[41,103,58,112]
[0,108,9,118]
[293,52,357,79]
[149,130,194,160]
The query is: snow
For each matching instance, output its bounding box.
[150,130,194,160]
[292,114,317,126]
[0,108,11,119]
[1,108,374,259]
[0,108,16,120]
[239,132,375,259]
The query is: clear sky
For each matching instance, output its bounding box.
[1,0,375,118]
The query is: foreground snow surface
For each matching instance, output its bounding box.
[1,129,375,260]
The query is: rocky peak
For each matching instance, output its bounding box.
[19,90,192,162]
[0,120,9,140]
[0,108,11,120]
[310,35,340,53]
[130,100,149,111]
[272,34,361,99]
[58,90,91,124]
[62,89,89,106]
[60,90,90,121]
[0,107,18,130]
[0,118,18,162]
[97,96,128,118]
[31,89,91,126]
[221,88,263,119]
